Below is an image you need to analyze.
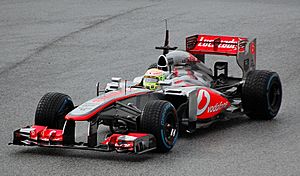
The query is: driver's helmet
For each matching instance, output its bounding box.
[143,68,166,90]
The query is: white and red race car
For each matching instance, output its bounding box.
[11,29,282,154]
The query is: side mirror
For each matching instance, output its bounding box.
[111,77,121,82]
[96,82,105,96]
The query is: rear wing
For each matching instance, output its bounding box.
[186,35,248,56]
[186,34,256,78]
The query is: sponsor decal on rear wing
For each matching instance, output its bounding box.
[186,34,248,56]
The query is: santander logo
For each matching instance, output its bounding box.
[198,37,237,50]
[197,89,210,116]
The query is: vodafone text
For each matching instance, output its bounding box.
[207,102,228,113]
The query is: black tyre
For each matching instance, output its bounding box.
[35,92,74,129]
[242,70,282,120]
[140,100,179,153]
[148,63,157,69]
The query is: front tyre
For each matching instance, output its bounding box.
[140,100,179,153]
[35,92,74,129]
[242,70,282,120]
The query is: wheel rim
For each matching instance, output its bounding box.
[163,111,178,146]
[268,81,281,113]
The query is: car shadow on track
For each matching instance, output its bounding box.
[179,116,251,138]
[178,115,282,139]
[9,147,156,162]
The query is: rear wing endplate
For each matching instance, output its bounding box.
[186,34,256,78]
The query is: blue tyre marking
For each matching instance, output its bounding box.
[58,98,72,113]
[160,103,178,149]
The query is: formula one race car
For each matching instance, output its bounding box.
[10,28,282,154]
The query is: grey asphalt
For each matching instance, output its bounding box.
[1,0,300,175]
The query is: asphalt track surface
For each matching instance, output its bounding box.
[1,0,300,175]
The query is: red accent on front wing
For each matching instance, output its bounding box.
[28,125,63,142]
[102,133,149,144]
[29,125,47,140]
[65,91,149,121]
[39,129,63,141]
[101,133,149,150]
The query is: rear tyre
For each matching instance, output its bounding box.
[35,92,74,129]
[140,100,179,153]
[242,70,282,120]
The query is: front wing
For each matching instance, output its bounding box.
[10,125,156,154]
